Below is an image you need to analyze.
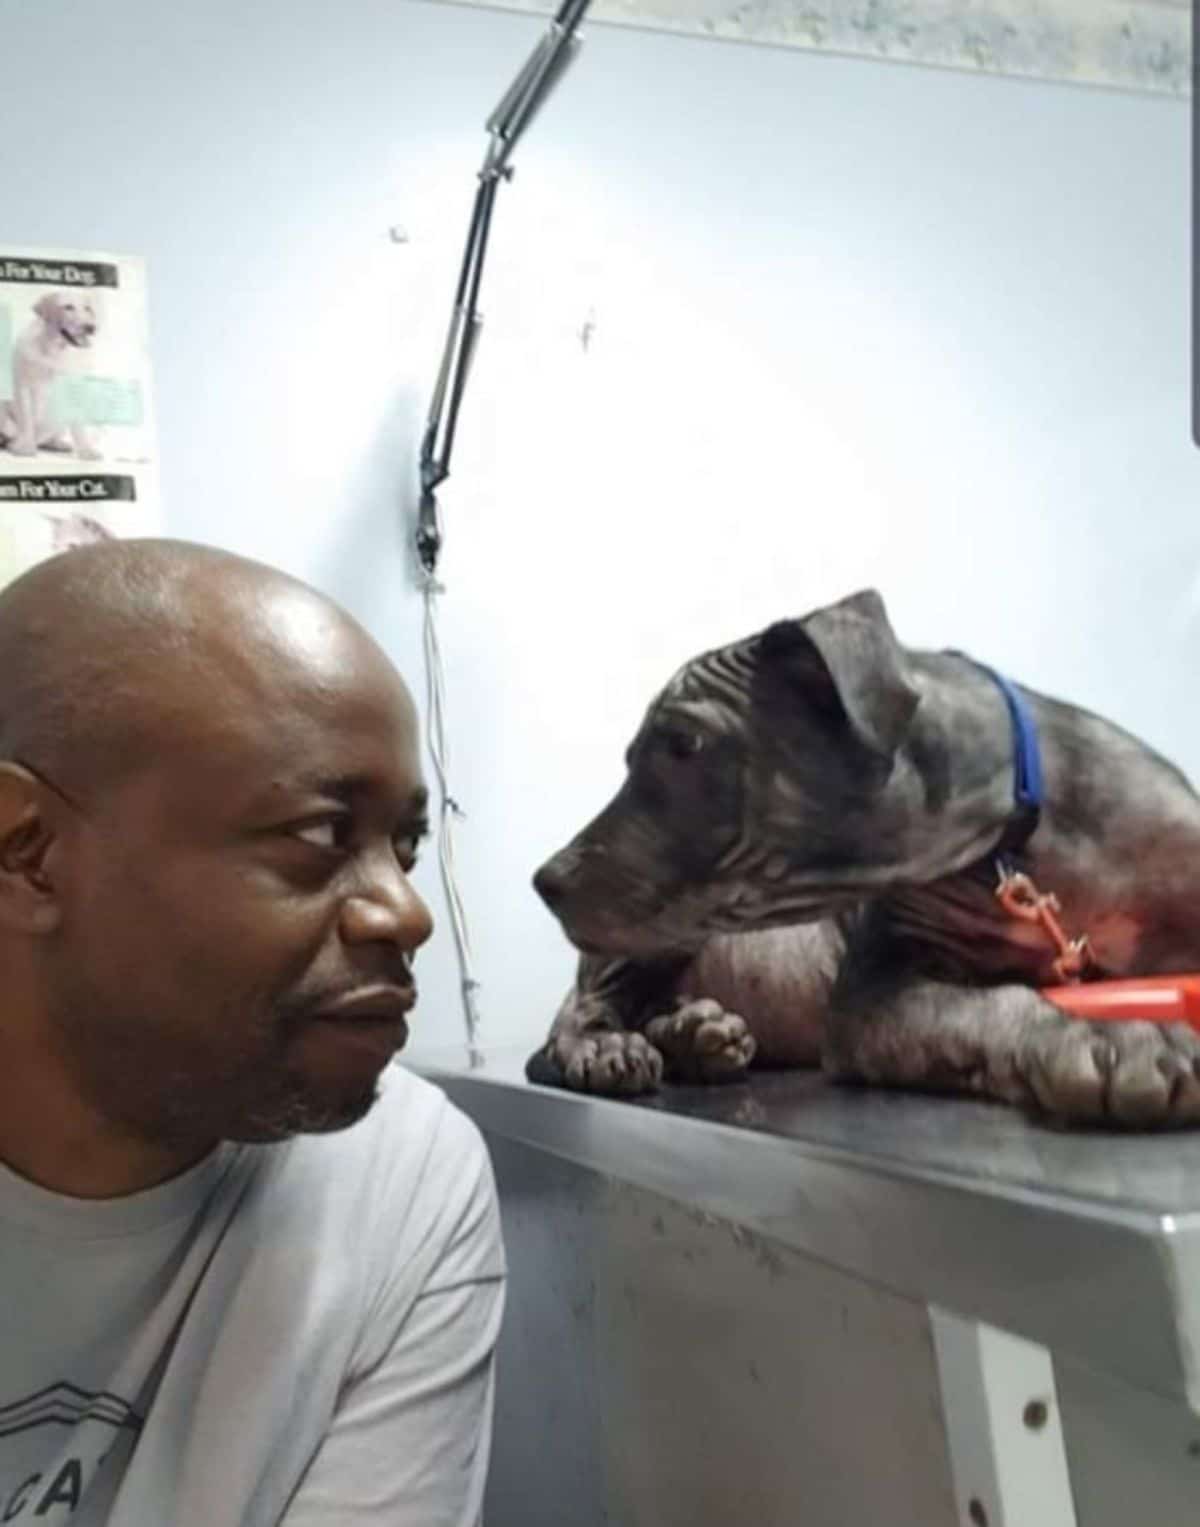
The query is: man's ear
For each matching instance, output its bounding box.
[757,589,920,763]
[0,763,63,934]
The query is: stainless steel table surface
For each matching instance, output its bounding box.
[411,1044,1200,1410]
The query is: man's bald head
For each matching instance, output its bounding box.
[0,539,407,796]
[0,539,432,1190]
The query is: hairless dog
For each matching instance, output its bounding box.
[528,590,1200,1128]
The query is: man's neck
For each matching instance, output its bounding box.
[0,1128,216,1200]
[0,1054,215,1199]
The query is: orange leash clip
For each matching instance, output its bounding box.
[1000,863,1200,1033]
[994,863,1091,984]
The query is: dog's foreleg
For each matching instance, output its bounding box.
[8,378,39,455]
[525,953,689,1095]
[825,973,1200,1128]
[643,999,757,1083]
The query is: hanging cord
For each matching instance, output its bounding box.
[412,0,592,1058]
[420,574,484,1063]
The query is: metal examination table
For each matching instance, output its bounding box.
[415,1047,1200,1526]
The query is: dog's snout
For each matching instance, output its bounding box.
[533,858,572,908]
[535,845,591,909]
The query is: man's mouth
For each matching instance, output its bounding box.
[305,985,417,1058]
[315,985,416,1022]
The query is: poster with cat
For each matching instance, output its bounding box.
[0,246,158,589]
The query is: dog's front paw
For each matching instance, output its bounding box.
[530,1029,664,1096]
[645,998,756,1083]
[1021,1018,1200,1127]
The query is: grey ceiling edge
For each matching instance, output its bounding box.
[431,0,1190,95]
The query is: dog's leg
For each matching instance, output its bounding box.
[525,952,689,1095]
[8,378,39,456]
[644,998,756,1083]
[826,972,1200,1128]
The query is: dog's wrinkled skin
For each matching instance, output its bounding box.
[528,590,1200,1128]
[0,290,103,460]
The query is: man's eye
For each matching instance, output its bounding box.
[394,835,421,868]
[292,817,350,851]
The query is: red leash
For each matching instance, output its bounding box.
[1042,975,1200,1031]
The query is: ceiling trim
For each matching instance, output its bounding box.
[435,0,1189,95]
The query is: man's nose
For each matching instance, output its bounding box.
[339,854,433,952]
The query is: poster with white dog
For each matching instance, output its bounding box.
[0,246,158,591]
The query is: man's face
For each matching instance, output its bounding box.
[37,600,434,1150]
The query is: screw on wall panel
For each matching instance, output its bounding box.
[1023,1399,1049,1430]
[967,1499,989,1527]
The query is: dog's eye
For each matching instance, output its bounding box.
[664,729,704,760]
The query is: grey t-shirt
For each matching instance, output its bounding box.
[0,1066,505,1526]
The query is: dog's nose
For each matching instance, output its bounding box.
[533,859,571,908]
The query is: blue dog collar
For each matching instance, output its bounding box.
[950,654,1044,857]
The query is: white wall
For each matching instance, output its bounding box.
[8,0,1199,1058]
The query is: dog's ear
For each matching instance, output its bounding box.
[758,589,919,760]
[32,294,59,322]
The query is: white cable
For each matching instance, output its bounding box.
[420,571,483,1064]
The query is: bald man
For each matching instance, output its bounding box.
[0,540,504,1525]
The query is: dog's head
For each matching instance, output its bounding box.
[534,589,924,956]
[33,290,101,349]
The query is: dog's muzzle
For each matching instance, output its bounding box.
[533,855,577,912]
